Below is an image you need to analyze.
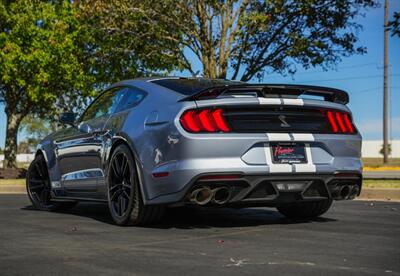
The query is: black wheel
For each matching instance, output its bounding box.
[276,199,333,219]
[107,144,164,226]
[26,154,77,211]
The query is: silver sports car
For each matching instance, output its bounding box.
[26,77,362,225]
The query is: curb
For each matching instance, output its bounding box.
[1,185,399,202]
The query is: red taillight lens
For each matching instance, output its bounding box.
[211,109,230,132]
[342,113,354,133]
[180,110,200,132]
[326,110,355,134]
[180,108,231,133]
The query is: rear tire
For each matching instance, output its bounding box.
[107,144,165,226]
[26,154,77,211]
[276,199,333,219]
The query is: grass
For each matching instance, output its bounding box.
[0,179,25,185]
[362,158,400,168]
[363,180,400,189]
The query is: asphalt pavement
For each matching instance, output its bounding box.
[0,195,399,276]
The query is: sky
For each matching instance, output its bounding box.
[0,0,399,147]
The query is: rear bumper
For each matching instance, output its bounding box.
[147,170,362,206]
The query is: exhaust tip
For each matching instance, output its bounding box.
[190,187,212,205]
[348,185,360,199]
[340,185,351,200]
[212,187,231,205]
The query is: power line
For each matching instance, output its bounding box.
[297,74,400,83]
[352,86,399,93]
[266,62,381,78]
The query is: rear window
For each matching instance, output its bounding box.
[151,78,242,96]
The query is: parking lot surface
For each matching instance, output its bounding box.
[0,195,399,275]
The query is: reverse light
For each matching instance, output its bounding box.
[180,108,231,133]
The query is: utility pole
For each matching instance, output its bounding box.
[383,0,389,164]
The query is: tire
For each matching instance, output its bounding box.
[26,154,77,211]
[276,199,333,219]
[107,144,165,226]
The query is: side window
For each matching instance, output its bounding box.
[117,87,147,112]
[80,88,126,122]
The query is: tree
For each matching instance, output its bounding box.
[78,0,185,84]
[0,0,95,167]
[88,0,377,81]
[17,141,32,154]
[19,115,59,151]
[0,0,183,168]
[388,12,400,37]
[379,143,392,157]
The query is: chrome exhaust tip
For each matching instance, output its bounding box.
[212,187,231,205]
[190,187,213,205]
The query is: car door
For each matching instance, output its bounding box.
[55,87,126,197]
[94,86,148,196]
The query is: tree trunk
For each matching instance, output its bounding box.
[3,113,22,168]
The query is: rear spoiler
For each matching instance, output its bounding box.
[179,84,349,105]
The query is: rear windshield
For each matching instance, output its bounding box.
[152,78,242,96]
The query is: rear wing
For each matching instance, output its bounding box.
[179,84,349,105]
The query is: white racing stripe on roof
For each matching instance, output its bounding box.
[258,98,282,105]
[294,145,316,173]
[264,146,292,173]
[282,99,304,105]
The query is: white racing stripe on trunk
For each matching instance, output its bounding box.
[294,144,316,173]
[282,99,304,105]
[264,146,292,173]
[258,98,282,105]
[291,133,314,141]
[267,133,291,141]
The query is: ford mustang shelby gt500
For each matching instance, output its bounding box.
[26,77,362,225]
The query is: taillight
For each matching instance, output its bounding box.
[180,108,231,133]
[326,110,355,134]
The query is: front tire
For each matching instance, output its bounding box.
[276,199,333,219]
[26,154,77,211]
[107,144,164,226]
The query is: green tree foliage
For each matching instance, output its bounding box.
[79,0,185,85]
[0,0,183,168]
[388,12,399,37]
[88,0,377,81]
[379,143,392,157]
[0,0,94,167]
[19,115,58,151]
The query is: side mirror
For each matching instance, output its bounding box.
[59,112,76,126]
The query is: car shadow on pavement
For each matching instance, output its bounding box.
[22,203,337,229]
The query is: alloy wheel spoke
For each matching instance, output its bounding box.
[109,183,122,192]
[35,163,44,179]
[29,180,45,190]
[121,156,128,177]
[109,151,133,217]
[112,158,121,179]
[110,188,122,201]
